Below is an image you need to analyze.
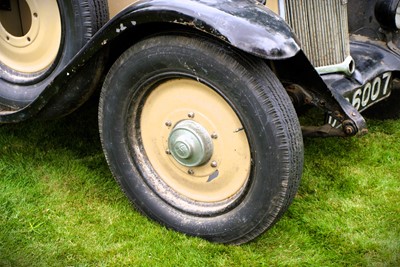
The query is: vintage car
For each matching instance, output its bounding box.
[0,0,399,244]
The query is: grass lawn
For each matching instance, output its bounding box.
[0,102,399,266]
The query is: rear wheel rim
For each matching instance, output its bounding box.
[0,0,61,73]
[140,78,252,204]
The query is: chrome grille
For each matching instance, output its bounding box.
[284,0,350,67]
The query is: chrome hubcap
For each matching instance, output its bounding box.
[168,120,213,167]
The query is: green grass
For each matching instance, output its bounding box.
[0,103,399,266]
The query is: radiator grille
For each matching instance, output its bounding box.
[284,0,350,67]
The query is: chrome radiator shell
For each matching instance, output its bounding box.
[284,0,350,67]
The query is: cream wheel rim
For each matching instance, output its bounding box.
[0,0,61,73]
[140,79,251,203]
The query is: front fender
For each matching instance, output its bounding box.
[108,0,300,59]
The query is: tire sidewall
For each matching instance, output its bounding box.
[0,0,94,106]
[101,36,296,243]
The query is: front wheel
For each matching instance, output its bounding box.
[99,35,304,244]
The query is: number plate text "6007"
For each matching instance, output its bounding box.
[346,72,392,111]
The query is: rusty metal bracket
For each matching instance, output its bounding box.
[302,124,347,137]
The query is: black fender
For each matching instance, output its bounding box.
[95,0,301,60]
[0,0,301,123]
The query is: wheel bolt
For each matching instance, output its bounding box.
[188,112,195,119]
[165,121,172,127]
[211,133,218,139]
[165,149,171,155]
[211,161,218,168]
[188,169,195,175]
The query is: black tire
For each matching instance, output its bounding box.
[0,0,108,118]
[99,35,304,244]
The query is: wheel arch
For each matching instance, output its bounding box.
[105,0,301,60]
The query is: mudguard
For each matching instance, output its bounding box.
[0,0,300,123]
[96,0,300,60]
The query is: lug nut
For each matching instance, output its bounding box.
[188,112,195,119]
[211,161,218,168]
[188,169,195,175]
[165,121,172,127]
[211,133,218,139]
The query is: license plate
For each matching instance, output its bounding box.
[328,72,392,128]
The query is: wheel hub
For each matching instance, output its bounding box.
[168,120,213,167]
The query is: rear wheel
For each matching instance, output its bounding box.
[0,0,108,118]
[0,0,61,74]
[99,35,304,244]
